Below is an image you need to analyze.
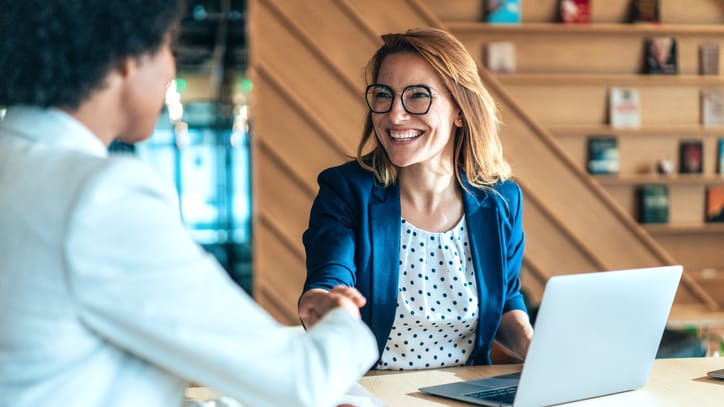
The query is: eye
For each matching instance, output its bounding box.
[407,87,431,99]
[374,90,393,100]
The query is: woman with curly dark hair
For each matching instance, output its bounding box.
[0,1,377,406]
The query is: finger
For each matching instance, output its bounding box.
[300,311,320,328]
[298,289,329,316]
[299,290,337,319]
[330,286,367,308]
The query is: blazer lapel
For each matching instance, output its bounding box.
[462,180,505,364]
[368,181,401,352]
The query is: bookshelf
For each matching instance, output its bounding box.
[438,0,724,306]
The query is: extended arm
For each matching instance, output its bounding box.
[67,160,378,407]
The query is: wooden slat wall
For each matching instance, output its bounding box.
[248,0,718,325]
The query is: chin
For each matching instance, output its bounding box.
[388,157,418,168]
[117,131,153,144]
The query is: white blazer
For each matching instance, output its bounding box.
[0,107,377,407]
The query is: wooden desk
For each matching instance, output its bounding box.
[361,357,724,406]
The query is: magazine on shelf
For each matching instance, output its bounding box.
[485,41,516,73]
[701,88,724,127]
[637,184,669,224]
[643,37,677,74]
[699,43,720,75]
[586,136,619,175]
[705,186,724,222]
[630,0,660,23]
[609,87,641,128]
[484,0,521,24]
[678,140,704,174]
[560,0,590,23]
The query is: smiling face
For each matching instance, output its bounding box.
[371,52,462,171]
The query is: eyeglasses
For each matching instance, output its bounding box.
[365,84,440,115]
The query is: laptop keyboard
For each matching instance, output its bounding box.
[465,386,518,404]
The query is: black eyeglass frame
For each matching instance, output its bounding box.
[364,83,441,115]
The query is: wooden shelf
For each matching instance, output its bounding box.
[549,125,724,137]
[448,21,724,36]
[495,73,724,86]
[643,223,724,235]
[595,174,724,186]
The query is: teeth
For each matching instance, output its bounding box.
[389,130,422,140]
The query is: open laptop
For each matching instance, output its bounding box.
[419,265,683,407]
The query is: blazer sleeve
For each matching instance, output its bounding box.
[303,167,361,292]
[65,158,378,407]
[500,182,527,314]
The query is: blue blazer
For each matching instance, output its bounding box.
[303,161,527,365]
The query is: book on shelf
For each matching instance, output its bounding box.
[699,43,720,76]
[609,87,641,128]
[701,88,724,127]
[678,140,704,174]
[718,138,724,175]
[705,185,724,222]
[560,0,590,23]
[630,0,659,23]
[586,136,619,175]
[485,41,516,73]
[637,184,669,224]
[484,0,521,24]
[643,37,677,75]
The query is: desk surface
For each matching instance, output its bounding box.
[361,357,724,406]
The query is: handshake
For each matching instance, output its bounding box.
[298,286,367,328]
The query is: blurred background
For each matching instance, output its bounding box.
[110,0,252,291]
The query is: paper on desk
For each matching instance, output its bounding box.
[184,383,387,407]
[185,396,244,407]
[334,382,389,407]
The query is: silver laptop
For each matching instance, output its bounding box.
[419,265,683,407]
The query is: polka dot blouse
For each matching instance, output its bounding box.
[376,216,479,370]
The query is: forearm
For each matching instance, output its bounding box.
[496,310,534,360]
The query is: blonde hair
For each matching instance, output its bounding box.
[356,28,511,189]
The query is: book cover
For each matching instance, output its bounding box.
[560,0,590,23]
[609,87,641,128]
[637,184,669,223]
[587,136,619,175]
[705,185,724,222]
[631,0,660,23]
[718,138,724,175]
[643,37,677,74]
[701,88,724,127]
[699,43,720,75]
[485,0,521,24]
[678,140,704,174]
[485,41,516,73]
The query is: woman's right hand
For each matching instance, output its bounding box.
[298,286,367,328]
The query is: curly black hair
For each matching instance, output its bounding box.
[0,0,184,108]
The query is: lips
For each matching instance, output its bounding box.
[388,129,423,141]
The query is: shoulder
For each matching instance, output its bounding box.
[72,155,178,213]
[468,178,521,204]
[490,179,522,206]
[316,160,377,196]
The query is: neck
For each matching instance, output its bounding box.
[398,163,463,232]
[399,164,458,209]
[61,72,125,147]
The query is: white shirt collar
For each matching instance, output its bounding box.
[0,106,109,157]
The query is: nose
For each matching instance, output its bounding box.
[388,94,409,122]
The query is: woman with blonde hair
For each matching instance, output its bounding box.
[299,27,533,369]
